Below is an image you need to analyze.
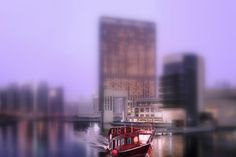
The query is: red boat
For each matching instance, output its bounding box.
[107,127,155,157]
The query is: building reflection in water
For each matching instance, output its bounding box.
[152,133,218,157]
[18,121,34,157]
[0,123,18,157]
[152,135,185,157]
[184,135,198,157]
[0,122,235,157]
[0,121,65,157]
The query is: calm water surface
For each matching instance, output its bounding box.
[0,121,235,157]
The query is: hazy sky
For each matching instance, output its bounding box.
[0,0,236,100]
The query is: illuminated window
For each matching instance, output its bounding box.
[110,96,112,106]
[113,140,116,149]
[121,138,125,145]
[127,137,132,144]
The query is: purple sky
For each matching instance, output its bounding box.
[0,0,236,101]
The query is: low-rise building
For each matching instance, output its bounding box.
[103,89,128,123]
[204,87,236,126]
[128,98,163,123]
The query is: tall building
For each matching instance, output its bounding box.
[36,82,49,115]
[159,54,204,126]
[48,87,64,116]
[92,95,99,114]
[99,17,157,123]
[19,84,34,112]
[6,83,20,112]
[0,84,33,114]
[0,89,7,112]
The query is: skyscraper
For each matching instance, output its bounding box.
[99,17,157,123]
[36,82,49,116]
[160,53,204,126]
[0,89,7,112]
[48,87,64,116]
[19,84,34,112]
[6,83,20,112]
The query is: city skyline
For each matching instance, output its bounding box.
[0,0,236,100]
[0,1,236,157]
[0,81,64,116]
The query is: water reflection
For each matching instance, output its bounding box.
[152,135,185,157]
[0,123,17,157]
[0,121,235,157]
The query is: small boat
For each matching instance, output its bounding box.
[107,127,155,157]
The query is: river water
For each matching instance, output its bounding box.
[0,121,235,157]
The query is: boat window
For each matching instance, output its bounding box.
[113,140,116,149]
[120,138,125,145]
[110,96,112,109]
[126,137,132,144]
[139,134,150,144]
[121,128,124,134]
[109,142,112,149]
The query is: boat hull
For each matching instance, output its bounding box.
[118,143,151,157]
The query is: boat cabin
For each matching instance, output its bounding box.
[108,127,153,151]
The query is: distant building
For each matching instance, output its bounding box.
[161,108,186,126]
[64,102,79,116]
[48,87,64,116]
[36,82,49,115]
[0,89,7,111]
[204,87,236,126]
[0,82,64,117]
[99,17,157,123]
[129,98,163,123]
[78,98,96,115]
[92,95,99,114]
[19,84,34,112]
[6,83,20,112]
[159,54,204,126]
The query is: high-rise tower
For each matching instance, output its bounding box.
[99,17,157,123]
